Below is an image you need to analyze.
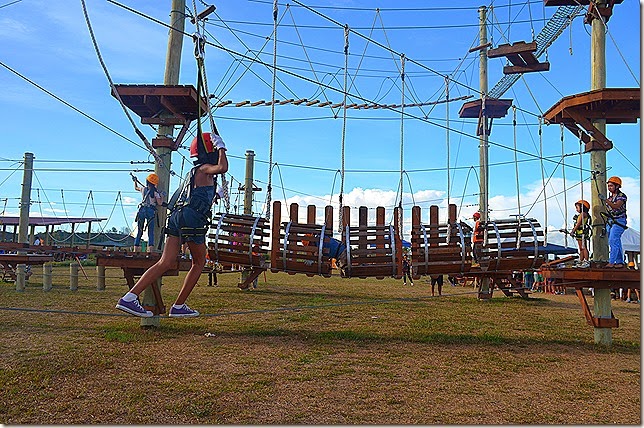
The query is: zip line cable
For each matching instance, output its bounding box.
[0,61,143,150]
[0,162,22,190]
[249,0,545,12]
[79,0,167,172]
[338,24,349,233]
[289,0,482,96]
[265,0,279,220]
[106,0,582,170]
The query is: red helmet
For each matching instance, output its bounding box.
[190,132,214,158]
[190,132,219,166]
[473,212,481,220]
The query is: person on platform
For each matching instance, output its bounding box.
[116,132,228,318]
[569,199,591,268]
[600,176,627,268]
[471,212,484,264]
[132,173,163,251]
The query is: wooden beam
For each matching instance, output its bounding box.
[503,62,550,74]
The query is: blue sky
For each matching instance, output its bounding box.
[0,0,640,245]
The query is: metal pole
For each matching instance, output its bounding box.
[142,0,186,327]
[478,6,491,300]
[589,0,611,346]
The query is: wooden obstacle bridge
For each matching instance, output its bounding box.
[410,204,473,278]
[208,212,271,290]
[270,201,335,277]
[208,201,404,283]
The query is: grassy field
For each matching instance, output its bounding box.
[0,266,640,424]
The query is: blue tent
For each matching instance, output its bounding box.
[522,243,578,256]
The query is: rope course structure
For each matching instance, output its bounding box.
[0,1,636,252]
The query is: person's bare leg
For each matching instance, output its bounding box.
[174,240,207,306]
[129,235,181,296]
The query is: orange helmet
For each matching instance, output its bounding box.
[146,173,159,186]
[607,176,622,187]
[575,199,590,210]
[473,212,481,220]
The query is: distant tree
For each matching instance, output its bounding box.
[119,226,131,235]
[110,227,118,233]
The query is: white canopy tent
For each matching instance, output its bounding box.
[621,228,640,253]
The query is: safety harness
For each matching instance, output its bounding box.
[166,167,216,238]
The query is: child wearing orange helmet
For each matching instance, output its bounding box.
[471,212,484,264]
[132,173,163,250]
[601,176,627,268]
[570,200,591,268]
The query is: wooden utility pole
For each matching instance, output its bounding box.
[589,0,611,346]
[477,6,491,300]
[141,0,186,327]
[243,150,255,216]
[16,152,34,291]
[241,150,255,286]
[17,152,34,248]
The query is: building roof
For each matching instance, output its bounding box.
[0,216,106,227]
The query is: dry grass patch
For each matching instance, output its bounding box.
[0,268,640,424]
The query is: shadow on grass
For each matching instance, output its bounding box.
[210,325,640,354]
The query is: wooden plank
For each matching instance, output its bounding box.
[487,41,536,58]
[504,62,550,74]
[350,255,394,264]
[272,260,331,274]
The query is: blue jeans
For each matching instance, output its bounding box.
[134,206,156,246]
[607,216,627,264]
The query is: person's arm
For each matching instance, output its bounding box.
[605,196,625,211]
[198,148,228,175]
[154,191,163,206]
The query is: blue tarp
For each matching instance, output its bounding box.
[522,243,578,256]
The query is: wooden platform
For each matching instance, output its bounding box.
[458,98,513,135]
[111,84,209,150]
[541,266,639,329]
[0,254,54,281]
[543,88,640,151]
[487,41,550,74]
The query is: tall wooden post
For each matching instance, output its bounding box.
[241,150,255,285]
[142,0,186,327]
[589,0,611,346]
[17,152,34,253]
[477,6,491,300]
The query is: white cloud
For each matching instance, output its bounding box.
[122,196,138,205]
[270,175,639,246]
